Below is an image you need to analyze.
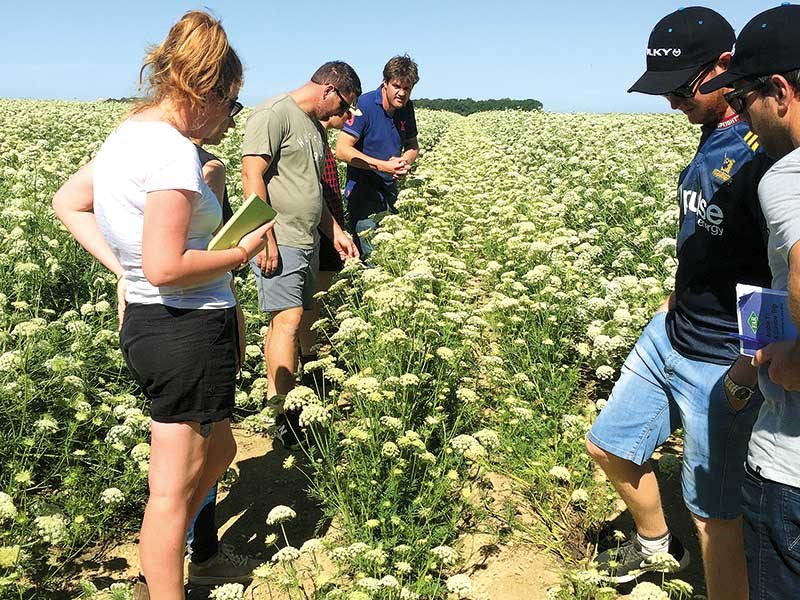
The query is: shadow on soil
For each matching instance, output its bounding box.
[591,447,707,597]
[186,437,327,599]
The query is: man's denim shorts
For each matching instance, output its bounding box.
[587,311,763,519]
[250,244,318,312]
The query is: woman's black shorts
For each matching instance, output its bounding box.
[119,303,237,424]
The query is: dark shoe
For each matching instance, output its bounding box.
[275,410,307,451]
[594,533,690,584]
[188,543,260,585]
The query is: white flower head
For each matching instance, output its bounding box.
[34,416,58,433]
[100,487,125,505]
[472,429,500,450]
[445,574,472,598]
[299,403,331,427]
[379,575,400,588]
[284,385,319,411]
[0,493,17,522]
[431,545,459,565]
[300,538,324,554]
[643,552,681,572]
[0,545,22,570]
[381,441,401,459]
[34,514,68,545]
[570,489,590,506]
[272,545,300,563]
[595,365,615,380]
[436,346,455,362]
[266,505,297,525]
[209,582,245,600]
[356,577,381,591]
[130,442,150,462]
[629,581,669,600]
[548,465,572,483]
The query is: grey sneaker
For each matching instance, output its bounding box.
[275,410,307,451]
[188,544,260,585]
[132,577,150,600]
[594,534,690,584]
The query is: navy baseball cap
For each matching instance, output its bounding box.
[701,4,800,93]
[629,7,735,95]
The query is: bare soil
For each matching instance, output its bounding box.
[75,429,564,599]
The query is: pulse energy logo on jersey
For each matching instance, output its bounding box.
[680,184,724,236]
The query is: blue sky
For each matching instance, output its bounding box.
[2,0,785,113]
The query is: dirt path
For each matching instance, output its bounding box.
[76,428,562,599]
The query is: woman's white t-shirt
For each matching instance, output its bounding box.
[93,120,234,309]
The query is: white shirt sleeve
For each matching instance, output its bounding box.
[144,131,203,194]
[759,152,800,266]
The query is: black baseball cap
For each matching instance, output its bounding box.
[701,4,800,93]
[629,7,735,95]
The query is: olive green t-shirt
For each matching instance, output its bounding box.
[242,94,325,249]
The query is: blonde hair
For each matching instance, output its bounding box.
[137,11,242,111]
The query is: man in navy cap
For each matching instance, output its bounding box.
[701,4,800,595]
[586,7,772,596]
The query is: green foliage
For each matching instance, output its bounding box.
[0,101,698,598]
[414,97,543,115]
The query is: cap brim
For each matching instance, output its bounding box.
[628,66,701,95]
[699,70,742,94]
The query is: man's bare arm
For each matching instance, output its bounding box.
[241,155,271,201]
[400,136,419,167]
[335,132,407,176]
[241,154,279,273]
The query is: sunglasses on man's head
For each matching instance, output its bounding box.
[724,80,767,115]
[664,62,717,99]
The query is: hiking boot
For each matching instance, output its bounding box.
[594,533,690,584]
[188,543,261,585]
[274,410,307,451]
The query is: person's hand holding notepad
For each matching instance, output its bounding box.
[208,193,278,252]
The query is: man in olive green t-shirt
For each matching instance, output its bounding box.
[241,61,361,449]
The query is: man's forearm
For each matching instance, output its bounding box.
[400,147,419,166]
[789,272,800,332]
[241,157,270,204]
[319,204,334,239]
[336,144,385,173]
[243,173,268,203]
[728,354,759,387]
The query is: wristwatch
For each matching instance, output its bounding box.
[723,372,756,402]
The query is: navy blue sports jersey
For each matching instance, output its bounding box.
[667,115,772,364]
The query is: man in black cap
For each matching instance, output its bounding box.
[701,4,800,595]
[585,7,772,596]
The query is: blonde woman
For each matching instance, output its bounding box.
[52,12,271,598]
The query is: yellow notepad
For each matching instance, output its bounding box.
[207,193,277,251]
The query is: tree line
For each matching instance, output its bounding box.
[412,98,543,115]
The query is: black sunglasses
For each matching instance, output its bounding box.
[228,99,243,119]
[665,62,717,99]
[724,79,767,115]
[332,86,358,115]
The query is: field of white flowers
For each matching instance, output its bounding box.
[0,100,700,599]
